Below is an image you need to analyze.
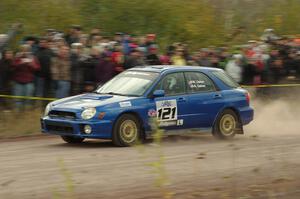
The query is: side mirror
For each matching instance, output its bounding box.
[153,90,165,98]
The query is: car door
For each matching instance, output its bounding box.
[184,71,225,128]
[152,72,190,130]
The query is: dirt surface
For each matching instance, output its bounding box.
[1,99,300,199]
[1,131,300,199]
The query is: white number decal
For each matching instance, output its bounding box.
[156,100,177,121]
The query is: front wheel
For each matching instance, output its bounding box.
[61,136,85,144]
[213,109,239,139]
[112,114,142,147]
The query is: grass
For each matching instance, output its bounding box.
[136,118,174,199]
[52,158,76,199]
[0,107,43,139]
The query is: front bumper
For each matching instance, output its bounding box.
[41,116,113,139]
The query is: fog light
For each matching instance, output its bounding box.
[84,125,92,134]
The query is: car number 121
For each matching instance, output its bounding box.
[156,100,178,121]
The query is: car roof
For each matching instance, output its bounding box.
[129,65,222,74]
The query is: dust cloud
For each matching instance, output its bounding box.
[245,98,300,136]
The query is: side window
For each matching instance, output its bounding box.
[155,73,185,96]
[212,71,239,88]
[185,72,215,93]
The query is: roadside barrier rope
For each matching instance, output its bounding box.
[1,84,300,101]
[0,95,57,101]
[241,83,300,88]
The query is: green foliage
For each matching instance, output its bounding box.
[56,158,75,199]
[0,0,81,35]
[1,0,300,49]
[136,118,174,199]
[261,0,300,35]
[78,0,226,49]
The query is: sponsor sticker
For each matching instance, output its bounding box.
[177,119,184,126]
[148,109,157,117]
[188,80,206,89]
[159,121,177,127]
[119,101,132,108]
[158,119,184,127]
[156,99,177,121]
[155,100,183,127]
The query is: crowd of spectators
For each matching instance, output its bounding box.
[1,26,300,110]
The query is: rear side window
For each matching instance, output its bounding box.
[184,72,215,93]
[212,71,240,88]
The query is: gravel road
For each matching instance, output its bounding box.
[1,99,300,199]
[1,129,300,199]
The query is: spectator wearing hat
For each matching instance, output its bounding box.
[146,45,161,65]
[0,34,9,55]
[138,36,148,54]
[242,58,257,85]
[23,36,39,54]
[51,46,72,98]
[295,51,300,78]
[187,52,200,66]
[70,43,88,95]
[82,47,99,92]
[65,25,82,46]
[197,49,211,67]
[225,54,244,83]
[90,35,102,49]
[285,50,299,77]
[171,48,187,66]
[0,50,14,110]
[160,55,171,65]
[35,38,54,102]
[124,49,146,69]
[114,32,123,45]
[122,34,132,56]
[145,34,157,49]
[111,44,125,75]
[95,52,115,86]
[268,49,284,84]
[159,45,175,65]
[210,55,221,68]
[12,44,40,109]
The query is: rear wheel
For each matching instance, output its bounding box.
[213,109,238,139]
[61,136,85,144]
[112,114,142,147]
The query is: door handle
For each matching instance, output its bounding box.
[178,97,186,102]
[214,94,223,99]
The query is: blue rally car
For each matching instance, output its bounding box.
[41,66,254,146]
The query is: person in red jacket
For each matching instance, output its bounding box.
[12,44,40,110]
[111,44,125,76]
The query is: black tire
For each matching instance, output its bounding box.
[213,109,239,139]
[112,114,142,147]
[61,136,85,144]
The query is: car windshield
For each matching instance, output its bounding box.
[95,71,159,96]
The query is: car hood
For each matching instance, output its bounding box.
[51,93,138,110]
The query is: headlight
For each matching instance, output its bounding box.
[81,107,96,120]
[44,103,51,116]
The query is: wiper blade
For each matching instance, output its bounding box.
[92,92,120,95]
[107,92,124,96]
[125,94,140,97]
[100,92,140,97]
